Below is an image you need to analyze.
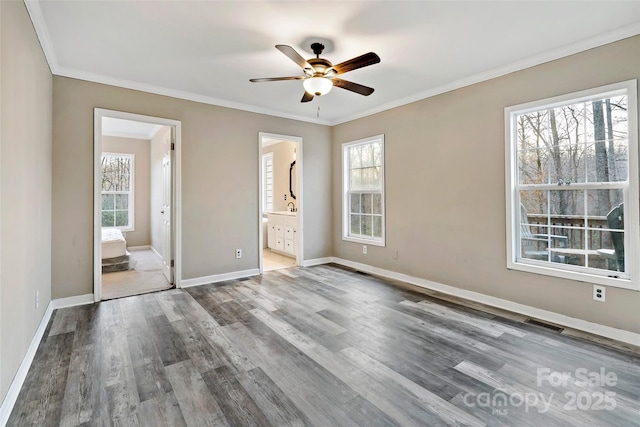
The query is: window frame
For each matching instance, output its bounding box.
[505,80,639,290]
[262,152,274,213]
[101,152,135,232]
[342,134,386,247]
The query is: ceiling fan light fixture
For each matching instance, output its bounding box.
[250,44,379,102]
[303,76,333,96]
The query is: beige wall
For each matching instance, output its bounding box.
[332,36,640,334]
[2,9,635,407]
[150,126,171,253]
[263,140,297,213]
[52,77,332,298]
[102,136,151,247]
[0,1,52,401]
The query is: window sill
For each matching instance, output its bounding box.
[103,226,134,233]
[507,259,638,291]
[343,236,385,247]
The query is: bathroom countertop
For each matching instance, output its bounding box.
[269,211,297,216]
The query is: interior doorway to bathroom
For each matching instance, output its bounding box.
[258,133,303,272]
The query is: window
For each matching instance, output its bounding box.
[262,152,274,213]
[506,80,639,289]
[101,153,134,231]
[343,135,385,246]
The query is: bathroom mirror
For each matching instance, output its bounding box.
[289,160,296,200]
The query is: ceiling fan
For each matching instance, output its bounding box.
[250,43,380,102]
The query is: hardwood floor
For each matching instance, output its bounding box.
[8,264,640,426]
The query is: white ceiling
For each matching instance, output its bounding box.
[27,1,640,125]
[102,117,162,140]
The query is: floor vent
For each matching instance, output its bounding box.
[524,318,564,332]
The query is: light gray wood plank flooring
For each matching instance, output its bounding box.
[8,264,640,426]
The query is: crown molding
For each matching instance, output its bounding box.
[332,22,640,125]
[54,66,332,126]
[25,0,640,127]
[24,1,331,126]
[24,0,58,74]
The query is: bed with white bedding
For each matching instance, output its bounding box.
[102,228,127,259]
[101,228,130,272]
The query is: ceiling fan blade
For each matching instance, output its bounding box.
[250,76,305,82]
[276,45,313,71]
[332,78,375,96]
[333,52,380,74]
[301,92,314,103]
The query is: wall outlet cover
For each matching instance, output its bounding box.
[593,285,605,302]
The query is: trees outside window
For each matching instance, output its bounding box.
[343,135,385,246]
[101,153,134,231]
[506,81,638,289]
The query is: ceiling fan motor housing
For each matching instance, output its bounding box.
[308,58,333,76]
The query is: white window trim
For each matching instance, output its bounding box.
[342,134,386,247]
[101,152,135,232]
[262,152,274,213]
[505,80,639,290]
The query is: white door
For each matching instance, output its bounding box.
[161,144,173,283]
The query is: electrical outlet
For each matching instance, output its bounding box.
[593,285,605,302]
[393,250,399,260]
[362,245,367,254]
[284,194,287,201]
[36,291,40,309]
[235,249,242,259]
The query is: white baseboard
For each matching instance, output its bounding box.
[180,269,260,288]
[127,245,151,251]
[301,257,333,267]
[51,293,94,309]
[150,246,161,258]
[0,302,54,427]
[1,259,636,427]
[331,257,640,347]
[0,293,94,426]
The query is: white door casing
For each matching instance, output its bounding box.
[161,145,173,283]
[258,132,303,273]
[94,108,182,301]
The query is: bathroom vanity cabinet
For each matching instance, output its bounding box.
[267,212,297,257]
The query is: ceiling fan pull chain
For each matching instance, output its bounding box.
[317,105,320,118]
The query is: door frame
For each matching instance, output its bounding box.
[258,132,304,272]
[93,108,182,301]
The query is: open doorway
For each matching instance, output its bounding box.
[259,133,303,272]
[94,109,182,301]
